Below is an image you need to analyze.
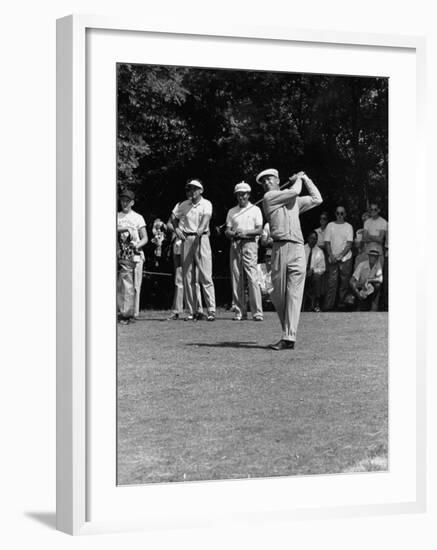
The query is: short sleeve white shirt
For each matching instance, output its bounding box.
[172,197,213,233]
[324,221,353,262]
[364,216,387,236]
[364,216,388,255]
[226,203,263,232]
[117,210,146,243]
[353,259,383,286]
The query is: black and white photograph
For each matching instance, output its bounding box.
[116,63,389,486]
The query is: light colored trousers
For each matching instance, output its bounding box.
[230,240,263,319]
[270,242,306,342]
[117,259,143,318]
[172,262,203,314]
[182,235,216,314]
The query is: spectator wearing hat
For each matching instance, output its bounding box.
[303,231,326,312]
[225,182,264,321]
[323,206,354,311]
[167,179,216,321]
[349,248,383,311]
[257,168,322,350]
[117,189,148,323]
[166,205,204,321]
[363,202,387,265]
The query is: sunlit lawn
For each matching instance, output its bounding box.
[117,311,388,485]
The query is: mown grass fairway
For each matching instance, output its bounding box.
[117,311,388,485]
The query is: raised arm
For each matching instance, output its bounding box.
[264,177,302,209]
[298,174,323,214]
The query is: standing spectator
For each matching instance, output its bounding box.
[117,190,148,323]
[151,218,166,267]
[354,211,370,268]
[349,249,383,311]
[363,202,387,264]
[314,211,329,302]
[260,222,273,270]
[315,211,329,251]
[166,230,203,320]
[303,231,326,312]
[258,222,274,306]
[257,168,322,350]
[167,179,216,321]
[225,182,263,321]
[323,206,353,311]
[382,225,389,310]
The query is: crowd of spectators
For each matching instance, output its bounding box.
[300,203,388,312]
[118,187,388,319]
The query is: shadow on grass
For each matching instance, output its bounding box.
[186,341,270,350]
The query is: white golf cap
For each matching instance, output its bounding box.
[234,181,251,194]
[186,179,204,191]
[256,168,279,184]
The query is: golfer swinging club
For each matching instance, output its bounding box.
[256,168,322,350]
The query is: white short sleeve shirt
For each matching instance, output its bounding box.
[353,259,383,285]
[324,221,354,262]
[226,203,263,232]
[364,216,388,255]
[172,197,213,233]
[117,210,146,243]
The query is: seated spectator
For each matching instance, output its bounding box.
[349,249,383,311]
[303,231,326,312]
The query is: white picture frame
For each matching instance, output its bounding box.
[56,14,427,535]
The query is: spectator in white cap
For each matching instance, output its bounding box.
[166,204,204,321]
[167,179,216,321]
[225,181,264,321]
[257,167,322,350]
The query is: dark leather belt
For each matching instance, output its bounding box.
[273,239,294,243]
[184,232,208,236]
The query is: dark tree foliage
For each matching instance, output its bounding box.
[117,63,388,270]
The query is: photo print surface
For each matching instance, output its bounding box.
[116,63,388,485]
